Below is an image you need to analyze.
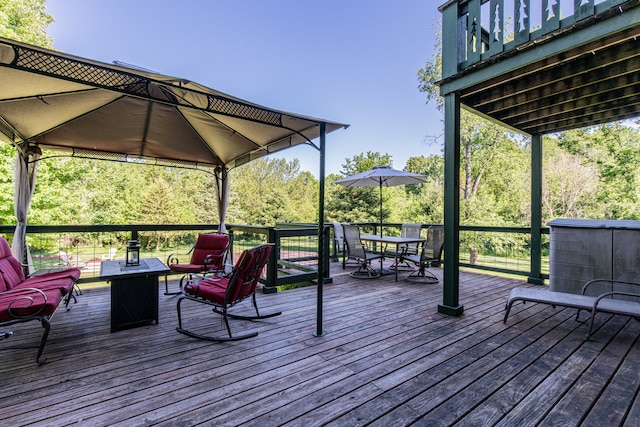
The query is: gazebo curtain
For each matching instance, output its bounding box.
[12,142,41,274]
[215,166,229,234]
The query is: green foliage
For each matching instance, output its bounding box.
[325,152,394,224]
[553,123,640,219]
[227,157,317,226]
[0,0,53,47]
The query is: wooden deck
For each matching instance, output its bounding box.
[1,262,639,426]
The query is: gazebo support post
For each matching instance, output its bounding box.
[314,122,327,337]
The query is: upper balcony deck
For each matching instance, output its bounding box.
[438,0,640,135]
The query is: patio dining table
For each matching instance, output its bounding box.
[360,234,426,281]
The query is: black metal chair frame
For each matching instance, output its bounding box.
[400,225,444,284]
[389,223,423,271]
[176,243,281,341]
[342,224,384,279]
[0,287,55,365]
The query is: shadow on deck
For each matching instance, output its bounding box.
[1,262,639,426]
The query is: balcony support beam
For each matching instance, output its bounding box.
[439,93,464,317]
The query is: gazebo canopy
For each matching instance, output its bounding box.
[0,36,348,169]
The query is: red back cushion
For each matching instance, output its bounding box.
[190,234,229,268]
[226,244,272,303]
[0,237,27,289]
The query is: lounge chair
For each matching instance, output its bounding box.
[59,251,86,269]
[176,243,281,341]
[504,279,640,339]
[101,247,117,261]
[400,225,444,283]
[342,224,384,278]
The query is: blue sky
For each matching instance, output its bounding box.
[46,0,444,177]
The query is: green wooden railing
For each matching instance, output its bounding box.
[441,0,628,76]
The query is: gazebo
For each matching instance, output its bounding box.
[437,0,640,315]
[0,36,348,334]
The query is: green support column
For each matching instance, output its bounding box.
[528,133,544,285]
[439,93,464,316]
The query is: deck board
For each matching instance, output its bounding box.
[1,262,638,426]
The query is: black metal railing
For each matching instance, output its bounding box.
[1,221,548,289]
[0,223,331,293]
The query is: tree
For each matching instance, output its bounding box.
[228,157,316,226]
[403,155,444,223]
[551,121,640,219]
[0,0,53,47]
[1,0,54,224]
[418,36,528,226]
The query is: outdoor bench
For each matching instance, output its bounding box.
[504,279,640,339]
[0,237,81,364]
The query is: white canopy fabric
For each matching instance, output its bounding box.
[12,142,41,272]
[0,37,347,170]
[0,37,347,257]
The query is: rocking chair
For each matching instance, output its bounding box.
[165,233,230,295]
[176,243,281,341]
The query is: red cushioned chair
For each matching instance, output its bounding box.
[165,233,230,295]
[0,285,63,365]
[176,243,281,341]
[0,237,80,307]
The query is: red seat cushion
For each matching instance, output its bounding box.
[170,264,210,274]
[16,277,75,296]
[29,268,81,282]
[0,288,62,322]
[183,276,229,305]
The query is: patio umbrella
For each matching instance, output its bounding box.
[333,165,427,236]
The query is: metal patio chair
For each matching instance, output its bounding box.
[342,224,384,278]
[165,233,230,295]
[400,225,444,283]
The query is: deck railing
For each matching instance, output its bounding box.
[330,222,549,282]
[440,0,627,77]
[0,224,331,293]
[0,222,548,288]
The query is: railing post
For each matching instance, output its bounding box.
[323,224,332,284]
[263,227,278,293]
[467,0,482,64]
[440,0,461,79]
[515,0,531,45]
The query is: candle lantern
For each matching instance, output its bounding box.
[125,239,141,266]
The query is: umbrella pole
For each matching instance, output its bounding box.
[379,181,384,273]
[379,181,383,237]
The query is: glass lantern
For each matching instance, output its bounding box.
[125,239,141,266]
